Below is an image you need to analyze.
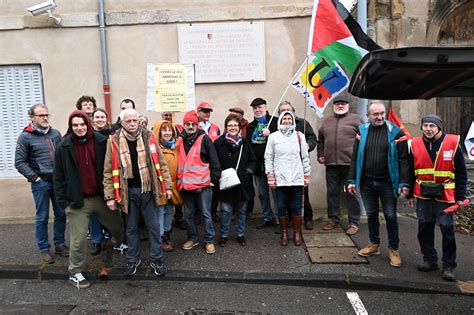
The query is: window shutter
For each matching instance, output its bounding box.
[0,65,44,178]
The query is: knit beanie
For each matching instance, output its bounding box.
[183,110,198,125]
[421,114,443,130]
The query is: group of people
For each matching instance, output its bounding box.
[14,95,467,289]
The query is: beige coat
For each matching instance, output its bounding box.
[103,129,172,214]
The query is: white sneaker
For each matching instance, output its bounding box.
[69,273,91,289]
[113,243,128,255]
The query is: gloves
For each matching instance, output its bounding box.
[267,173,276,189]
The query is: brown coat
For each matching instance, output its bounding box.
[103,129,172,214]
[317,112,363,166]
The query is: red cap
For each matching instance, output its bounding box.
[183,110,198,125]
[197,102,213,111]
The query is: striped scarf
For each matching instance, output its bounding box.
[119,127,152,193]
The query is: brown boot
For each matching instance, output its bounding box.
[292,216,303,246]
[278,216,288,246]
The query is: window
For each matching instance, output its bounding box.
[0,65,44,178]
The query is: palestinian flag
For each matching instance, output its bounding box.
[291,0,380,117]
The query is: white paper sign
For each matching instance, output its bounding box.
[464,121,474,160]
[178,22,266,83]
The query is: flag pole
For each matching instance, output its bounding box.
[267,60,307,127]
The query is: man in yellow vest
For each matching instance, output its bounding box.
[407,114,468,281]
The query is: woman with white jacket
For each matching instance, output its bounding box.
[264,111,311,246]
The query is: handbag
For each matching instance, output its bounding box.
[219,145,243,190]
[420,182,444,198]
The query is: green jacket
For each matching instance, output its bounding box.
[53,132,108,209]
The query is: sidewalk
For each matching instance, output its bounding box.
[0,208,472,295]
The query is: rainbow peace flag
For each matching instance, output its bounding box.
[291,0,364,117]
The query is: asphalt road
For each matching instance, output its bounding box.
[0,279,472,314]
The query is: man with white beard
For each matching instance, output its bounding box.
[317,97,363,235]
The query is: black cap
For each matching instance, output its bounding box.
[250,97,266,107]
[332,96,349,104]
[421,114,443,130]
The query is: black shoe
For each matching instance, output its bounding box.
[256,220,275,230]
[175,220,187,230]
[442,267,456,281]
[55,245,70,257]
[304,221,314,230]
[90,243,101,256]
[125,259,141,277]
[69,272,91,289]
[219,237,227,247]
[150,260,168,276]
[237,236,246,246]
[417,261,439,272]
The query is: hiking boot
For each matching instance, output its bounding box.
[304,220,314,230]
[237,236,246,246]
[442,267,456,281]
[418,261,439,272]
[219,237,227,247]
[182,240,199,250]
[345,224,359,235]
[125,259,141,277]
[55,245,70,257]
[69,273,91,289]
[90,243,101,256]
[322,220,339,231]
[41,250,55,264]
[358,243,380,257]
[389,248,402,267]
[113,243,128,255]
[150,260,168,276]
[256,220,275,230]
[205,243,216,254]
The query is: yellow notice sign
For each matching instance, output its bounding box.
[153,64,188,111]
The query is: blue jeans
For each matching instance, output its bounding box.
[182,187,215,243]
[126,187,162,264]
[31,179,66,252]
[220,201,247,238]
[89,215,104,245]
[158,202,174,236]
[254,172,275,222]
[416,198,456,268]
[360,178,399,250]
[275,186,303,217]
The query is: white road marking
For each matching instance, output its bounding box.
[346,292,368,315]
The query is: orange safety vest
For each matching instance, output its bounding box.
[111,134,166,202]
[412,134,459,203]
[176,134,211,191]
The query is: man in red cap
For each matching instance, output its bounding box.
[177,110,221,254]
[196,102,220,142]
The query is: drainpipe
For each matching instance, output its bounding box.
[98,0,111,122]
[357,0,368,121]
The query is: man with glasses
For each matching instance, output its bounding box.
[177,111,221,254]
[103,109,172,278]
[347,100,410,268]
[15,104,68,264]
[317,97,363,235]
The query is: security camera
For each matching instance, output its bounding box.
[27,1,56,16]
[26,0,61,24]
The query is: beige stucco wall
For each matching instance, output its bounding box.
[0,1,334,218]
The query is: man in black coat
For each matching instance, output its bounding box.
[54,110,123,289]
[278,101,318,230]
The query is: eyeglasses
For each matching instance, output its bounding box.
[226,124,240,128]
[34,114,51,119]
[123,119,139,124]
[184,122,197,127]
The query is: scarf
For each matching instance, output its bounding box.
[32,123,50,135]
[119,127,152,193]
[225,133,242,150]
[251,116,268,144]
[161,138,176,149]
[278,124,295,136]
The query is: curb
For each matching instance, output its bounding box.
[0,264,463,295]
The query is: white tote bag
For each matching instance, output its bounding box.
[219,145,243,190]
